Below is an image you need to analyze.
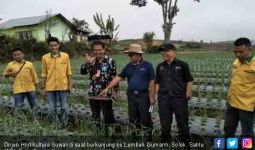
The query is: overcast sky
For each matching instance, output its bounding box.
[0,0,254,42]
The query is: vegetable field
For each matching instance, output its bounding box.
[0,52,253,149]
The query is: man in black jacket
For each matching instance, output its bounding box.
[156,43,193,146]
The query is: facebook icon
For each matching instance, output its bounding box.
[214,138,225,149]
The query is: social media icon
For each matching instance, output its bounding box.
[214,138,225,149]
[227,138,238,149]
[242,138,252,149]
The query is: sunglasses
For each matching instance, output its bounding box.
[128,53,136,57]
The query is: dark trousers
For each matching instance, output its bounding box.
[224,103,255,137]
[158,94,190,144]
[89,99,115,125]
[127,91,153,140]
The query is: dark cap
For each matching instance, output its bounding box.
[158,43,177,52]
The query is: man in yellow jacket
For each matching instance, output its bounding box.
[225,37,255,137]
[41,37,72,126]
[3,48,39,121]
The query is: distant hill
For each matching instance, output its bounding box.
[118,39,163,46]
[215,41,234,44]
[115,39,235,52]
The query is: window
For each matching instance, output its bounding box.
[16,31,33,40]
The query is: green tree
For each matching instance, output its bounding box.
[71,17,90,42]
[143,32,155,51]
[131,0,200,43]
[93,13,120,46]
[72,17,89,31]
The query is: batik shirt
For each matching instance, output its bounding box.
[80,55,118,96]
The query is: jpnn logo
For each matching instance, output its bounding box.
[227,138,238,149]
[214,138,225,149]
[242,138,252,149]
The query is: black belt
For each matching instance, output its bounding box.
[127,90,148,94]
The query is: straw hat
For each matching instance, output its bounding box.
[123,44,145,54]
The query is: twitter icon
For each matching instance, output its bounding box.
[227,138,238,149]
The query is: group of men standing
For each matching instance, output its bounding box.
[3,37,72,127]
[2,36,255,146]
[81,41,193,144]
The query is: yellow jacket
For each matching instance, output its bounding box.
[3,60,39,94]
[228,56,255,112]
[41,52,72,91]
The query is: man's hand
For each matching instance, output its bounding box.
[99,88,109,97]
[68,83,72,93]
[92,70,100,80]
[40,89,46,97]
[5,72,17,77]
[92,74,98,80]
[35,85,40,95]
[67,86,72,94]
[84,53,92,64]
[150,97,156,105]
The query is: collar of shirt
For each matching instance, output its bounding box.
[50,51,61,58]
[163,58,177,66]
[13,59,26,64]
[131,58,144,66]
[93,55,108,64]
[245,51,255,64]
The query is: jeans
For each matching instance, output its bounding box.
[47,91,68,124]
[14,91,36,121]
[224,103,255,137]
